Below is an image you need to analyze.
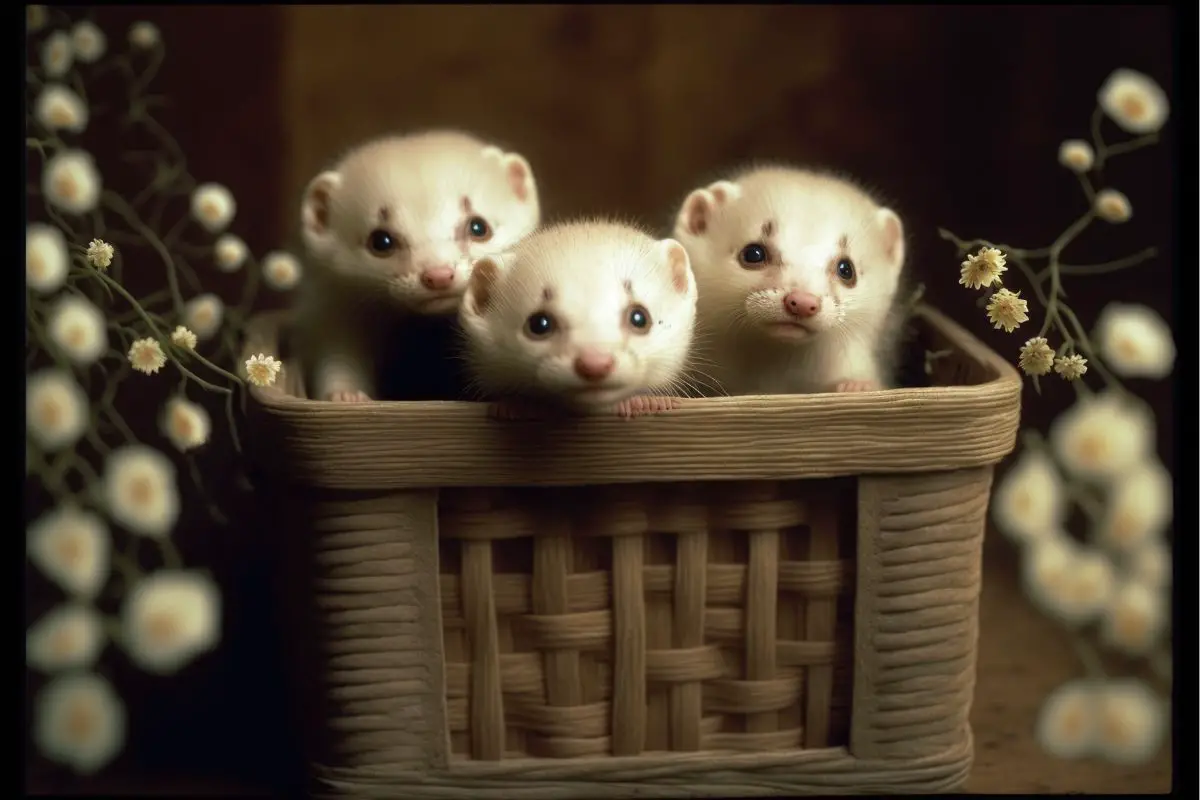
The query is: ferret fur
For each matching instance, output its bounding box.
[458,219,699,418]
[293,129,541,401]
[672,165,908,396]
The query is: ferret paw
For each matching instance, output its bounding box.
[834,380,880,393]
[325,389,372,403]
[614,395,681,420]
[488,398,548,421]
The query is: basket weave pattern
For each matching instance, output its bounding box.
[246,306,1022,797]
[437,480,856,761]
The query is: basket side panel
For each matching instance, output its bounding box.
[850,467,992,761]
[287,488,450,774]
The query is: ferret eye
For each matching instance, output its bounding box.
[626,304,652,333]
[835,257,857,284]
[467,216,492,242]
[525,311,556,339]
[739,242,768,268]
[367,229,396,256]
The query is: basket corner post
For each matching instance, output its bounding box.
[847,468,994,784]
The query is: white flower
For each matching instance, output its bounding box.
[27,5,48,32]
[120,570,221,675]
[183,293,224,341]
[1098,581,1167,656]
[160,396,211,452]
[1057,139,1095,173]
[33,673,126,775]
[42,31,74,78]
[959,246,1007,290]
[1017,337,1054,377]
[1098,68,1170,135]
[27,604,106,673]
[1093,680,1167,765]
[170,325,197,350]
[43,149,102,215]
[190,183,237,234]
[262,250,302,290]
[70,20,107,63]
[1093,189,1132,224]
[1129,539,1171,589]
[1053,354,1088,381]
[102,445,180,537]
[26,368,88,452]
[244,353,282,387]
[1022,536,1115,626]
[86,238,114,270]
[34,83,89,134]
[1096,459,1172,552]
[1035,680,1098,760]
[1049,391,1154,484]
[27,507,111,600]
[213,234,248,272]
[47,294,108,365]
[1093,303,1175,379]
[992,448,1066,545]
[128,21,160,50]
[985,288,1029,333]
[127,337,167,375]
[26,223,70,294]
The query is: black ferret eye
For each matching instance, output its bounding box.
[525,311,556,338]
[467,216,492,242]
[739,242,768,268]
[627,304,652,332]
[367,229,396,256]
[836,257,857,283]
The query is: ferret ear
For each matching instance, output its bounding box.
[657,238,695,299]
[875,207,905,273]
[300,171,341,248]
[483,147,536,203]
[675,180,739,238]
[464,255,503,317]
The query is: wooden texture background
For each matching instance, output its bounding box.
[27,4,1177,795]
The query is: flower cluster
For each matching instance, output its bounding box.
[943,68,1173,766]
[25,9,299,776]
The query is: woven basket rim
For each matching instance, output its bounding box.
[242,304,1021,489]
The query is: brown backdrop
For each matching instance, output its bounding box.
[27,4,1176,794]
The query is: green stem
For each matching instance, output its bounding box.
[1050,247,1158,278]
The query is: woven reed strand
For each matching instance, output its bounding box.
[436,480,856,761]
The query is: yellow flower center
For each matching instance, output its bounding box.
[1101,709,1133,747]
[54,173,79,202]
[29,251,46,279]
[64,324,87,349]
[1118,93,1147,121]
[200,199,221,221]
[1110,510,1138,545]
[1012,488,1032,515]
[193,307,213,326]
[1114,336,1140,360]
[172,409,194,440]
[38,398,63,429]
[1114,606,1146,644]
[50,627,77,657]
[126,475,154,509]
[48,103,74,127]
[55,536,83,567]
[1074,433,1108,466]
[64,701,97,744]
[1058,704,1087,740]
[145,610,181,646]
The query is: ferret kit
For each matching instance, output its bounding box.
[247,133,1022,798]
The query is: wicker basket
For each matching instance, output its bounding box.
[244,304,1021,798]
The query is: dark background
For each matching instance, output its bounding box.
[25,5,1178,795]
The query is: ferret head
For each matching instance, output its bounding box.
[459,220,698,412]
[300,130,540,314]
[673,167,905,346]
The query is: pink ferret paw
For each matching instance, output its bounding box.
[326,389,372,403]
[834,379,880,393]
[614,395,681,420]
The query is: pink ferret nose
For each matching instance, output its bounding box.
[420,265,456,291]
[573,349,616,383]
[783,290,822,319]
